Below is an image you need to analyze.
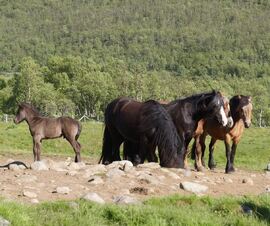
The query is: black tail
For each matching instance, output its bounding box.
[191,140,196,160]
[140,100,184,168]
[99,125,113,164]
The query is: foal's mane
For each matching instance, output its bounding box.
[19,102,42,116]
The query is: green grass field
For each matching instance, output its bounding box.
[0,121,269,226]
[0,195,269,226]
[0,121,269,171]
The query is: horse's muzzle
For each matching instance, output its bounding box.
[244,121,251,128]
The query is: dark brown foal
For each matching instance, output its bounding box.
[14,103,82,162]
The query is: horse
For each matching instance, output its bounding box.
[14,103,82,162]
[191,95,252,173]
[162,90,229,168]
[99,97,184,168]
[191,96,233,171]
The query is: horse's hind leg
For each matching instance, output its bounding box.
[66,136,81,162]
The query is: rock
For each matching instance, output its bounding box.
[106,161,134,172]
[113,195,140,205]
[267,163,270,171]
[129,187,148,195]
[66,171,78,176]
[54,186,71,194]
[138,172,159,185]
[68,162,86,171]
[30,161,49,171]
[265,186,270,193]
[68,201,79,210]
[23,191,37,198]
[180,181,208,194]
[241,205,253,215]
[8,164,21,171]
[82,193,105,204]
[137,162,160,169]
[30,199,39,204]
[0,216,10,226]
[83,165,107,178]
[49,161,69,171]
[242,178,254,185]
[16,175,37,183]
[88,176,104,185]
[183,170,192,177]
[223,177,233,183]
[106,168,125,178]
[167,171,181,180]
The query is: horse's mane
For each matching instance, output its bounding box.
[140,100,183,166]
[19,102,42,116]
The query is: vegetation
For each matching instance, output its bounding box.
[0,194,269,226]
[0,121,269,171]
[0,0,270,125]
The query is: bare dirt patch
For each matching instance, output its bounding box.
[0,154,269,204]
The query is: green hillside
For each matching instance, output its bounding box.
[0,0,270,124]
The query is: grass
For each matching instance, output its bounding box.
[0,121,269,171]
[0,195,269,226]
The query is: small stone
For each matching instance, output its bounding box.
[55,186,71,194]
[68,162,86,171]
[183,170,192,177]
[106,168,125,178]
[180,181,208,194]
[129,187,148,195]
[83,165,107,178]
[82,193,105,204]
[23,191,37,198]
[265,187,270,193]
[242,178,254,185]
[113,195,140,204]
[137,162,160,169]
[167,171,181,180]
[16,175,37,183]
[242,205,253,215]
[66,171,78,176]
[138,173,159,185]
[0,216,10,226]
[30,161,48,171]
[30,199,39,204]
[88,176,104,185]
[223,177,233,183]
[68,201,79,210]
[267,163,270,171]
[8,164,21,171]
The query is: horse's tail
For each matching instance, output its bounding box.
[140,100,184,168]
[98,125,112,164]
[191,140,196,160]
[75,122,82,141]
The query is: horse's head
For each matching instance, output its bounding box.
[230,95,252,128]
[14,103,27,124]
[200,90,228,127]
[222,96,234,128]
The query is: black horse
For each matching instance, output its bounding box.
[161,90,228,168]
[99,98,184,168]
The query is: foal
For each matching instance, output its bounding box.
[192,95,252,173]
[14,103,82,162]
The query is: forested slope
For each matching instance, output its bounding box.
[0,0,270,125]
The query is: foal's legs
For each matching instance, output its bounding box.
[224,135,233,173]
[229,141,238,172]
[33,135,42,161]
[67,137,81,162]
[194,135,204,171]
[208,138,217,170]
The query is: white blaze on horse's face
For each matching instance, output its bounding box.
[219,105,228,126]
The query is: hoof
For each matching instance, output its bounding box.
[225,167,235,174]
[197,166,205,172]
[208,163,217,170]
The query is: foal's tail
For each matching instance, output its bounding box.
[140,100,184,168]
[75,122,82,141]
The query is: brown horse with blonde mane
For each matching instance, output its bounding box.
[191,95,252,173]
[14,103,82,162]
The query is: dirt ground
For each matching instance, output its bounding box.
[0,153,269,204]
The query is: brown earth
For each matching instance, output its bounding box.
[0,153,269,204]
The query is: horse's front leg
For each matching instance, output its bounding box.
[208,137,217,170]
[194,135,204,171]
[184,136,192,169]
[224,135,233,173]
[229,141,238,172]
[33,135,42,161]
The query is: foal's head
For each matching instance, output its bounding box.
[230,95,252,128]
[14,103,40,124]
